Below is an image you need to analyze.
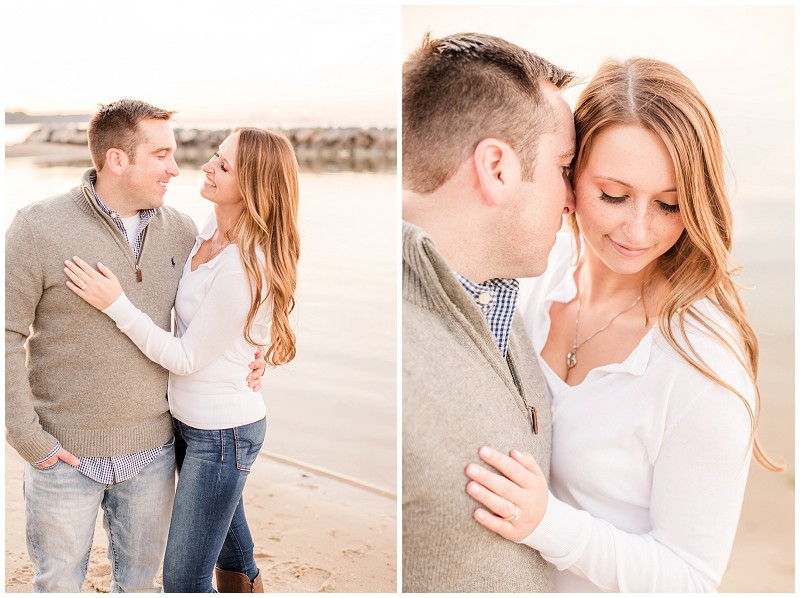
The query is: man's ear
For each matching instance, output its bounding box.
[474,138,514,207]
[105,148,130,175]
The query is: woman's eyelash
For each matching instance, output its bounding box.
[599,192,626,204]
[213,152,228,172]
[600,192,680,214]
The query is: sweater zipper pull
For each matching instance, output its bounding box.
[530,405,538,435]
[135,264,142,282]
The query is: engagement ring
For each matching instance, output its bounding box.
[503,504,520,522]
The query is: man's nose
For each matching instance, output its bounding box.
[167,155,179,177]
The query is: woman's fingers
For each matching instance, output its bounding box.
[64,257,98,289]
[465,448,550,542]
[96,261,118,282]
[465,446,550,540]
[247,356,267,390]
[65,280,85,297]
[466,479,518,520]
[63,265,87,289]
[466,466,548,542]
[64,257,121,310]
[71,255,98,275]
[510,448,545,477]
[477,446,541,489]
[473,507,518,541]
[464,461,520,500]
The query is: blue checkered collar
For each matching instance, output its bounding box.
[88,172,156,258]
[455,273,519,357]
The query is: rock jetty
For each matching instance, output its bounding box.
[21,124,396,173]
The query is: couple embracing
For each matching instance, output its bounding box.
[7,100,300,592]
[402,33,781,592]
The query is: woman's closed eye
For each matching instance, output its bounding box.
[658,201,680,214]
[599,191,680,215]
[599,191,626,204]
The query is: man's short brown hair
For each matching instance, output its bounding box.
[87,99,175,170]
[403,32,573,193]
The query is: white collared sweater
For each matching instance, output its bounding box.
[103,212,269,429]
[518,232,754,592]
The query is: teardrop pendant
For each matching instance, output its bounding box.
[566,351,577,369]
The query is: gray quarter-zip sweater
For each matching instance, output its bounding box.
[6,168,197,463]
[402,221,553,592]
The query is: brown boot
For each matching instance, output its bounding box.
[214,567,264,593]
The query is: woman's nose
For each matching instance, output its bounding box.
[621,203,648,244]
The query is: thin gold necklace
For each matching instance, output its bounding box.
[566,294,642,370]
[205,235,232,262]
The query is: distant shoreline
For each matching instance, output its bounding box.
[6,111,91,125]
[7,123,397,173]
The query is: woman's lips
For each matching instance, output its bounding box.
[608,237,647,257]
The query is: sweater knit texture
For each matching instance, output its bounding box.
[6,168,197,462]
[402,221,553,592]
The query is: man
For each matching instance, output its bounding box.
[402,33,576,592]
[6,99,261,591]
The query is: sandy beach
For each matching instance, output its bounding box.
[717,335,795,592]
[5,445,396,592]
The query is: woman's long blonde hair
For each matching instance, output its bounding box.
[571,58,781,470]
[228,127,300,366]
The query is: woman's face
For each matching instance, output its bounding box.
[574,124,685,277]
[200,132,244,207]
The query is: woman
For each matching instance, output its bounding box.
[64,127,300,592]
[463,58,781,592]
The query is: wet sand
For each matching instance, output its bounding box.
[5,445,396,592]
[717,322,794,592]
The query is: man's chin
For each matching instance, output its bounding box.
[515,259,548,279]
[144,198,165,210]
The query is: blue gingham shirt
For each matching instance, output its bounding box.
[33,175,163,483]
[455,274,520,357]
[89,172,156,259]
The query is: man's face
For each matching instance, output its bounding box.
[119,119,179,210]
[499,85,576,278]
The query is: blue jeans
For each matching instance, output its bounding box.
[163,417,266,592]
[23,438,176,592]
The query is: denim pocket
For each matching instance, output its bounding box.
[233,418,266,472]
[31,459,60,472]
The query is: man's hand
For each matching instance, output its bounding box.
[247,347,268,392]
[32,447,80,469]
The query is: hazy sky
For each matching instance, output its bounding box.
[4,1,398,127]
[404,5,794,199]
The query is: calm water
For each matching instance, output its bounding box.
[5,150,398,493]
